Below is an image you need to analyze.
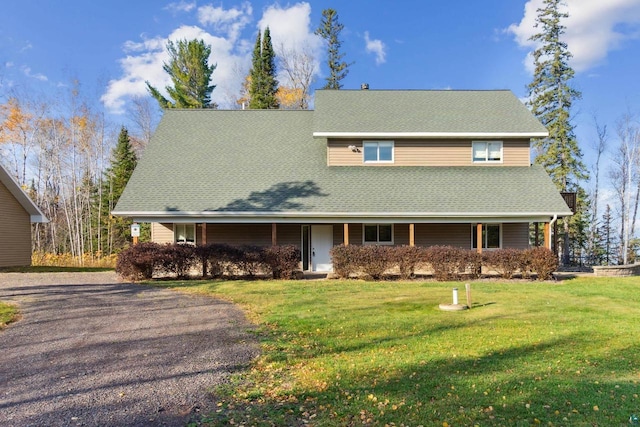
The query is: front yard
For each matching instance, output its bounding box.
[157,276,640,426]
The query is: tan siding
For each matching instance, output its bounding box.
[502,223,530,249]
[206,224,272,246]
[152,223,174,244]
[276,224,302,247]
[415,224,471,248]
[327,139,531,166]
[394,224,409,246]
[0,180,32,267]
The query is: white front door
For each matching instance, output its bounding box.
[311,225,333,272]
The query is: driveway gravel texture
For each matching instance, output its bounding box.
[0,272,259,426]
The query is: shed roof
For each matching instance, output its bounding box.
[0,163,48,223]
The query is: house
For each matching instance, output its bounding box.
[0,163,48,267]
[113,89,572,272]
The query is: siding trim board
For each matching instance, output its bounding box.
[314,132,548,139]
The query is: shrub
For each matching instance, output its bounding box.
[264,245,301,279]
[235,245,267,277]
[460,250,483,279]
[330,245,360,278]
[157,244,197,278]
[527,247,558,280]
[196,244,235,278]
[357,245,394,280]
[425,246,463,281]
[483,249,523,279]
[392,245,424,279]
[116,242,161,281]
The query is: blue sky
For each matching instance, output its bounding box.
[1,0,640,187]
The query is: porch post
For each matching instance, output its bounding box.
[201,223,207,277]
[271,223,277,246]
[544,222,551,250]
[201,223,207,245]
[343,223,349,245]
[476,223,483,254]
[409,223,415,247]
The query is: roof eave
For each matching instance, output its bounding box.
[0,165,49,223]
[312,131,549,139]
[113,210,572,224]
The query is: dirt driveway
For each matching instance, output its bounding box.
[0,272,258,426]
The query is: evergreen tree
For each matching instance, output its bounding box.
[527,0,587,264]
[315,8,352,90]
[146,39,217,109]
[599,204,618,265]
[99,127,138,253]
[249,28,279,109]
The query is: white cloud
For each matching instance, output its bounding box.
[21,66,47,81]
[198,2,253,41]
[102,2,323,113]
[164,1,196,14]
[364,31,386,65]
[256,2,322,87]
[508,0,640,73]
[102,23,248,113]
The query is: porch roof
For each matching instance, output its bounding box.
[113,108,571,223]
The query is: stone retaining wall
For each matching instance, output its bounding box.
[593,264,640,277]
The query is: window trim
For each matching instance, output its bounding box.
[174,223,196,245]
[363,223,394,245]
[471,223,502,250]
[472,141,503,163]
[363,140,394,164]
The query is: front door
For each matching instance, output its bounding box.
[311,225,333,272]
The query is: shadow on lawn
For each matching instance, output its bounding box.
[205,332,640,426]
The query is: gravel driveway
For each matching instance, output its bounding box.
[0,272,259,426]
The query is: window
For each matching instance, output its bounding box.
[363,141,394,163]
[175,223,196,244]
[363,224,393,244]
[472,141,502,163]
[472,224,501,249]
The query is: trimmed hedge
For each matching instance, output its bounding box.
[116,243,559,282]
[117,243,301,281]
[329,245,558,281]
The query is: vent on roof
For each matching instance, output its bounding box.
[361,83,369,90]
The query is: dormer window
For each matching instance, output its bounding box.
[472,141,503,163]
[363,141,394,163]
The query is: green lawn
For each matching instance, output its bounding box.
[0,301,18,329]
[156,276,640,426]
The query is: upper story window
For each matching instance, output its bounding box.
[472,141,503,163]
[363,141,394,163]
[175,223,196,245]
[363,224,394,245]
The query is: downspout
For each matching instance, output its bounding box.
[549,214,558,250]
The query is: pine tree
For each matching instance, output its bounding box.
[146,39,217,109]
[249,28,279,109]
[315,8,352,90]
[527,0,587,265]
[100,127,138,253]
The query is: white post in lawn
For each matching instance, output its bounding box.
[465,283,472,309]
[452,287,459,305]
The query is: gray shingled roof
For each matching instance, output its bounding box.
[313,90,548,136]
[114,106,571,222]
